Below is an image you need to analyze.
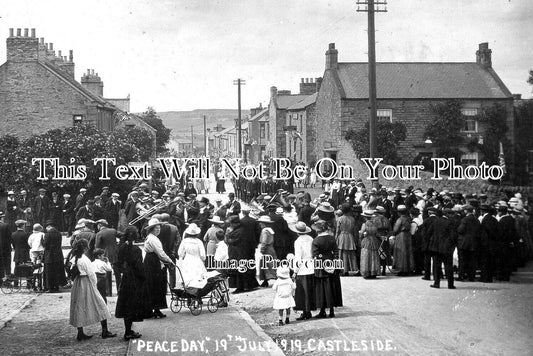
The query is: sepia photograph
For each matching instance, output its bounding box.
[0,1,532,355]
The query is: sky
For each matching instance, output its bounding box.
[1,0,532,112]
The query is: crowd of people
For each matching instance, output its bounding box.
[0,175,532,341]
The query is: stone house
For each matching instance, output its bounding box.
[311,42,515,171]
[245,105,269,164]
[0,28,132,138]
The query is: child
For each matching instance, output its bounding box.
[28,224,44,291]
[272,266,296,325]
[92,248,112,303]
[213,230,229,307]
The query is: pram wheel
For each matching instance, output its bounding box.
[170,297,182,313]
[188,299,202,316]
[1,279,14,294]
[207,296,219,313]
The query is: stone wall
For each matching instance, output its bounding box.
[0,61,90,137]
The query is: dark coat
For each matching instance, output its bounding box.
[480,214,501,251]
[239,216,261,258]
[43,228,63,263]
[157,224,174,257]
[115,243,147,320]
[312,232,338,278]
[76,206,95,222]
[49,198,62,227]
[11,230,30,264]
[124,199,139,223]
[457,214,481,251]
[435,216,457,255]
[499,215,518,247]
[95,227,119,264]
[32,195,50,225]
[421,215,439,252]
[193,208,211,239]
[62,199,75,218]
[105,199,121,227]
[226,225,247,261]
[0,222,12,256]
[298,205,315,227]
[268,212,293,258]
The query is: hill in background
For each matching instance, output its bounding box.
[159,109,250,150]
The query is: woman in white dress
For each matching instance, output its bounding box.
[69,239,116,341]
[309,168,317,188]
[178,223,207,287]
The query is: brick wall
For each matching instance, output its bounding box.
[0,61,90,137]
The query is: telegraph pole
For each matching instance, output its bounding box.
[190,125,194,156]
[203,115,207,156]
[233,78,246,158]
[357,0,387,188]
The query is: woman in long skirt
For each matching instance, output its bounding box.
[359,211,381,279]
[115,226,146,340]
[69,239,115,341]
[143,218,175,318]
[291,222,316,320]
[311,220,342,318]
[392,205,414,275]
[258,215,277,287]
[335,205,358,275]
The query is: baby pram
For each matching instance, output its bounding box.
[168,265,229,316]
[1,262,42,294]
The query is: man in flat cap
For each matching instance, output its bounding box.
[32,188,49,226]
[61,193,75,236]
[6,190,19,232]
[74,187,88,214]
[105,193,122,230]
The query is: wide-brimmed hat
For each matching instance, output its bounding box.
[208,216,225,224]
[95,219,108,226]
[289,221,311,234]
[144,218,165,230]
[397,205,407,212]
[311,219,327,231]
[44,219,56,227]
[362,210,375,218]
[63,193,71,198]
[7,190,15,195]
[184,223,201,236]
[317,202,334,213]
[276,266,290,279]
[375,206,386,214]
[257,215,273,224]
[111,193,120,197]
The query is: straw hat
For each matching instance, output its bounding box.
[184,223,201,236]
[208,215,225,224]
[289,221,311,234]
[362,210,375,218]
[397,205,407,212]
[257,215,273,224]
[317,202,334,213]
[375,206,386,214]
[144,218,165,230]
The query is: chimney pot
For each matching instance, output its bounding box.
[69,50,73,62]
[91,69,94,75]
[24,28,29,37]
[270,86,278,98]
[58,50,62,57]
[16,28,21,36]
[9,28,14,37]
[40,38,44,44]
[301,78,304,83]
[31,29,36,38]
[87,69,90,75]
[325,43,339,70]
[476,42,492,68]
[328,43,335,50]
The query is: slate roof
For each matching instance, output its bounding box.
[248,108,268,122]
[275,94,310,109]
[287,92,317,110]
[336,62,513,99]
[38,60,119,109]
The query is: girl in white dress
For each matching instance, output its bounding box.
[69,239,116,341]
[178,223,207,287]
[272,266,296,326]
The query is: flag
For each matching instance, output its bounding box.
[499,141,506,174]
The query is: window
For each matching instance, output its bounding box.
[377,109,392,122]
[260,123,266,139]
[73,115,84,125]
[461,108,478,133]
[461,152,478,166]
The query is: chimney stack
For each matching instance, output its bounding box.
[69,50,73,62]
[81,68,104,97]
[31,29,36,38]
[325,43,338,70]
[300,77,316,95]
[270,86,278,98]
[7,27,39,62]
[476,42,492,68]
[315,77,323,92]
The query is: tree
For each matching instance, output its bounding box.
[345,120,407,165]
[528,70,533,86]
[424,100,464,161]
[514,100,533,185]
[0,124,154,196]
[139,107,171,153]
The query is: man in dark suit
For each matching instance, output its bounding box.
[76,200,95,222]
[159,213,180,288]
[95,219,120,296]
[104,193,121,230]
[240,207,261,256]
[420,207,439,280]
[479,204,500,283]
[6,191,19,232]
[61,194,75,236]
[0,212,12,281]
[32,188,50,226]
[497,206,518,281]
[430,209,457,289]
[193,197,211,238]
[74,188,88,214]
[267,204,293,260]
[457,204,481,281]
[225,193,241,217]
[11,220,30,266]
